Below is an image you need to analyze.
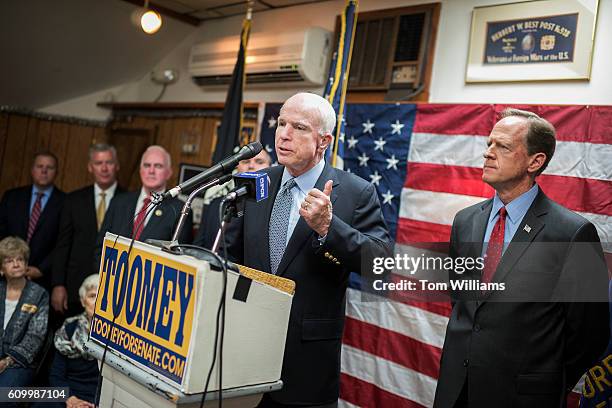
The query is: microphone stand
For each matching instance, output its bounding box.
[211,199,237,254]
[163,175,232,253]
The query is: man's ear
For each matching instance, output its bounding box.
[319,133,333,150]
[528,152,547,174]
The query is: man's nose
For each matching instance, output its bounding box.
[277,127,291,140]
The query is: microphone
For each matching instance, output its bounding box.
[223,172,270,202]
[164,142,263,198]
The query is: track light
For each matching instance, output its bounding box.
[141,0,162,34]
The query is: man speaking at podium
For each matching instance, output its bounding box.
[225,93,391,408]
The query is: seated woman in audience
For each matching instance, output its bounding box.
[48,274,100,408]
[0,236,49,386]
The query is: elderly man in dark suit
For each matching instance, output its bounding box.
[52,143,125,317]
[97,145,191,258]
[226,92,391,407]
[433,108,609,408]
[0,151,65,290]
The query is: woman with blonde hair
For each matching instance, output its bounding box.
[0,236,49,386]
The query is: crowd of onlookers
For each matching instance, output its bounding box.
[0,143,271,407]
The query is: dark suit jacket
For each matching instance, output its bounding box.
[226,163,391,405]
[0,279,49,368]
[434,190,609,408]
[52,184,125,309]
[0,185,66,290]
[194,196,223,250]
[95,191,192,264]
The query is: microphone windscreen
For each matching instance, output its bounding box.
[233,172,269,202]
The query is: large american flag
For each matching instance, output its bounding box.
[260,103,612,407]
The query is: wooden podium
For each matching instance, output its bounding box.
[87,234,294,407]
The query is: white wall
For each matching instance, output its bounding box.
[130,0,436,104]
[44,0,612,118]
[40,83,140,120]
[430,0,611,104]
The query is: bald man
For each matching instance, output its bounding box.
[96,146,192,257]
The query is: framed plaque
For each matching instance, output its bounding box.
[466,0,599,82]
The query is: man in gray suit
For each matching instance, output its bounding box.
[434,108,609,408]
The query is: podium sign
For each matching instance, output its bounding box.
[92,235,200,385]
[91,233,294,395]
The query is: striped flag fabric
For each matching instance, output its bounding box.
[257,102,611,407]
[338,103,611,408]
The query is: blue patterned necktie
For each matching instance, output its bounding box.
[269,178,296,275]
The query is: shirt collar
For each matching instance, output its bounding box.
[94,182,117,196]
[490,183,539,225]
[32,184,54,197]
[281,159,325,193]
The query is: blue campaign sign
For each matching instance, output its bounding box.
[484,13,578,64]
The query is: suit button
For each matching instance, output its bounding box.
[463,359,469,367]
[474,324,481,332]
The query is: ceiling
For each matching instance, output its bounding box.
[0,0,327,110]
[138,0,329,23]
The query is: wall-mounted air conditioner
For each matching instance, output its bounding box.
[188,27,332,87]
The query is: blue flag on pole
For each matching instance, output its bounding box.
[323,0,358,169]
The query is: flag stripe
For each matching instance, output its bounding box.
[347,288,449,347]
[412,104,494,136]
[399,188,484,227]
[409,133,612,182]
[399,188,612,247]
[396,218,452,244]
[405,162,493,197]
[340,373,426,408]
[344,317,442,379]
[341,345,437,407]
[405,162,612,216]
[415,104,611,144]
[539,175,612,216]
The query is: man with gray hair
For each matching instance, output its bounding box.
[52,143,125,317]
[225,93,391,407]
[96,145,192,262]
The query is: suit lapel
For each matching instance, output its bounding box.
[277,164,340,277]
[472,199,492,259]
[481,190,548,302]
[125,193,139,237]
[85,186,97,231]
[140,196,167,239]
[19,187,31,236]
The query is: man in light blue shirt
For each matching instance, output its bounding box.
[0,151,66,290]
[435,108,609,408]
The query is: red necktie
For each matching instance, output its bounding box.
[27,192,44,243]
[132,197,151,240]
[482,207,507,284]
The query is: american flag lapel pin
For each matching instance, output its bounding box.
[523,224,531,233]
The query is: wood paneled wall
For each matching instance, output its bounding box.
[0,112,108,198]
[0,107,257,198]
[108,114,219,191]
